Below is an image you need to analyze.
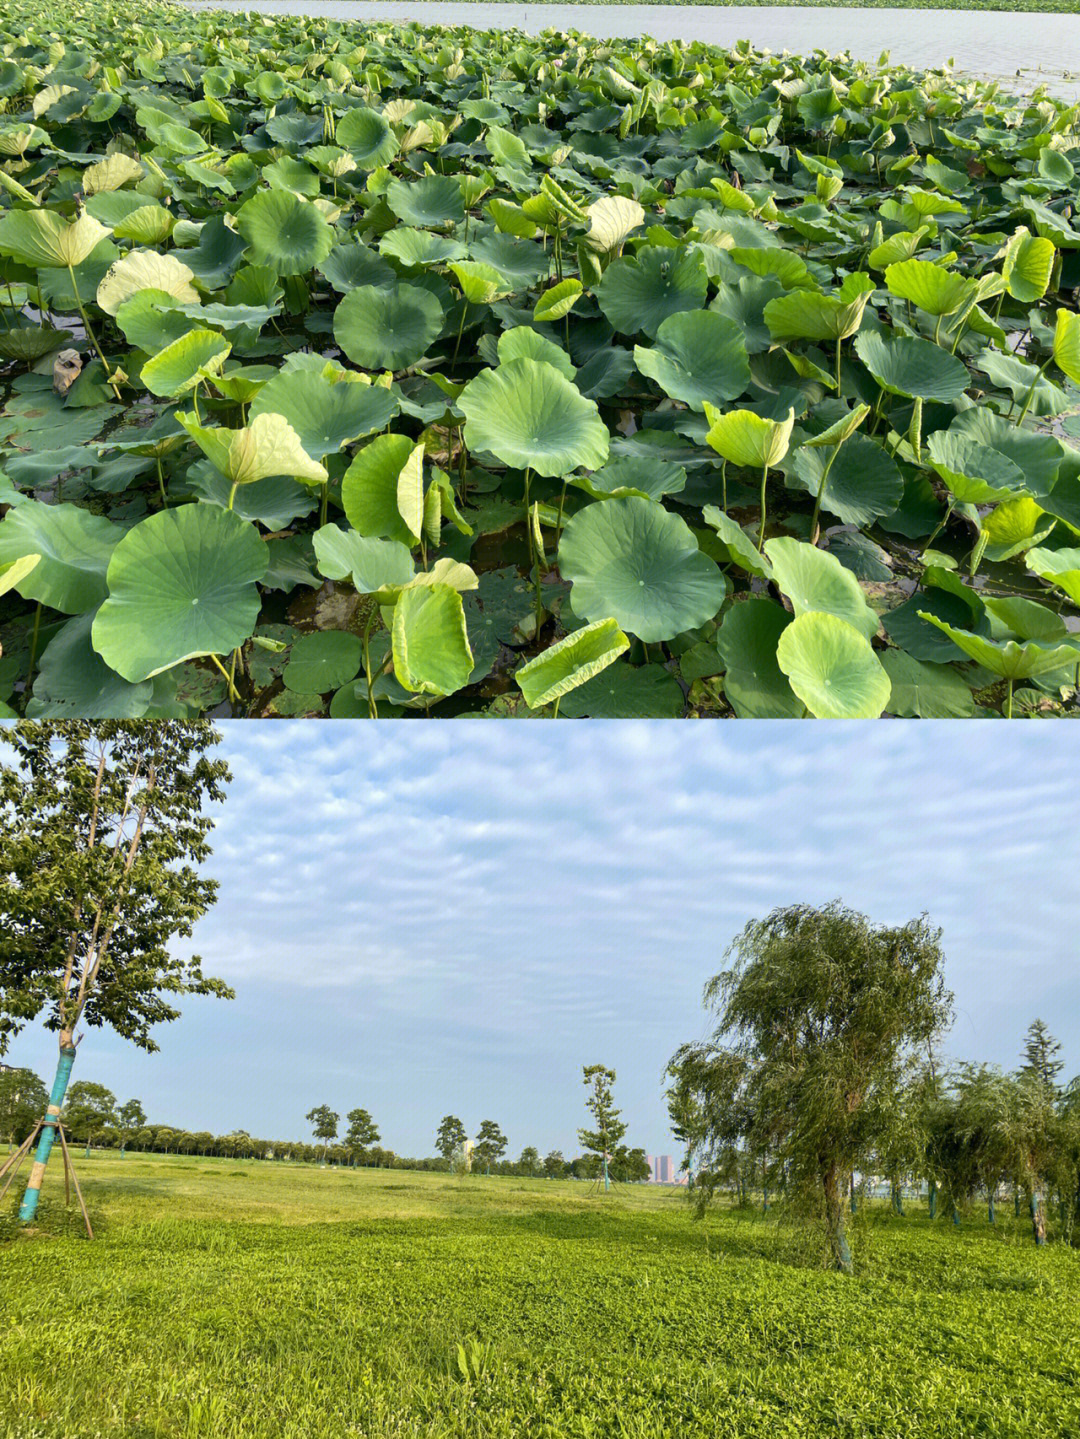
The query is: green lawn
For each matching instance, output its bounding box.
[1,1154,1078,1438]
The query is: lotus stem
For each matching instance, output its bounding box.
[209,653,241,706]
[228,482,238,512]
[1006,678,1014,719]
[811,443,843,545]
[757,462,769,551]
[835,338,842,393]
[452,301,469,372]
[1016,358,1051,428]
[157,457,168,509]
[721,460,727,513]
[555,480,567,546]
[67,265,121,401]
[26,602,42,691]
[363,608,378,720]
[922,500,955,556]
[551,697,560,719]
[319,482,329,528]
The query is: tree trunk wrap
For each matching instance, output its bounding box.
[823,1166,852,1274]
[19,1045,76,1223]
[988,1194,995,1225]
[929,1180,937,1220]
[849,1174,857,1216]
[1031,1192,1047,1247]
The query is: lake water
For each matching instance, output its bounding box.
[192,3,1080,100]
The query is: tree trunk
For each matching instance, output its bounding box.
[19,1043,77,1224]
[891,1179,904,1216]
[1031,1191,1047,1246]
[928,1180,937,1219]
[823,1164,852,1274]
[987,1191,995,1225]
[849,1173,858,1215]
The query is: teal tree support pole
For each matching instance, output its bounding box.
[19,1044,77,1223]
[928,1179,937,1219]
[602,1152,609,1192]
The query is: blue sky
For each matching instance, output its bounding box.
[4,723,1078,1158]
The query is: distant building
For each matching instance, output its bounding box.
[648,1155,674,1184]
[453,1139,476,1170]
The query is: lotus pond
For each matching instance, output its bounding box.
[3,2,1080,718]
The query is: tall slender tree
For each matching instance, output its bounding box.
[0,722,232,1223]
[344,1108,380,1163]
[1021,1020,1064,1095]
[435,1114,467,1163]
[578,1064,627,1192]
[306,1105,339,1161]
[473,1120,506,1171]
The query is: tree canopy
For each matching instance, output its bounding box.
[667,900,954,1272]
[0,721,233,1054]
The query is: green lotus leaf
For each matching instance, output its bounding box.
[946,409,1063,497]
[633,311,750,411]
[0,206,110,268]
[336,107,398,168]
[776,611,892,718]
[0,325,73,362]
[341,433,424,547]
[459,359,609,478]
[711,274,786,354]
[318,242,395,294]
[534,279,582,323]
[1053,308,1080,386]
[980,497,1054,564]
[313,524,415,593]
[385,175,465,229]
[801,404,872,448]
[497,327,575,380]
[702,507,774,579]
[557,661,685,718]
[392,583,473,697]
[854,330,970,402]
[235,189,334,275]
[29,610,152,719]
[111,203,175,246]
[578,457,687,503]
[884,258,977,315]
[176,411,329,488]
[925,432,1029,505]
[916,613,1080,680]
[595,246,708,339]
[0,552,42,597]
[188,468,317,530]
[92,505,269,682]
[559,496,726,642]
[763,278,873,342]
[0,499,120,613]
[114,289,196,352]
[1025,546,1080,606]
[283,630,363,694]
[248,369,399,461]
[879,649,975,718]
[96,249,199,316]
[1003,228,1055,303]
[786,432,903,527]
[334,283,445,371]
[704,406,795,469]
[382,228,466,267]
[764,536,878,640]
[141,329,231,398]
[585,195,645,254]
[451,261,512,305]
[716,596,800,718]
[516,617,630,709]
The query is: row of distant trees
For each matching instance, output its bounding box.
[0,1072,650,1180]
[666,902,1080,1273]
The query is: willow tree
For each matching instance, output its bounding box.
[0,721,232,1223]
[667,901,953,1273]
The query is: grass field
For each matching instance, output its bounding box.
[1,1155,1078,1438]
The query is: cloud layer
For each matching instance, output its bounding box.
[5,723,1077,1158]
